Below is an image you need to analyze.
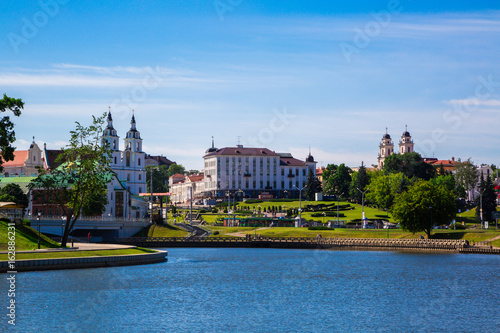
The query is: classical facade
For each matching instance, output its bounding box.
[200,142,317,200]
[2,138,43,177]
[377,127,415,169]
[102,111,148,219]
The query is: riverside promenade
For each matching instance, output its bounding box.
[0,243,167,273]
[112,236,500,254]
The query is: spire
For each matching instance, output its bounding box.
[130,110,137,131]
[211,136,214,148]
[107,106,112,121]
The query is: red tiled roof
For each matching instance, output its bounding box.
[426,159,458,166]
[43,149,63,170]
[204,147,279,157]
[3,150,29,167]
[280,157,306,167]
[187,175,204,182]
[170,173,185,178]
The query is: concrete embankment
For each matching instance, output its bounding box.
[0,250,167,273]
[112,237,500,255]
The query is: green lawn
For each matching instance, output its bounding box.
[146,223,189,238]
[0,247,157,261]
[0,221,61,251]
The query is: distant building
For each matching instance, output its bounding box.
[424,157,459,173]
[199,141,316,200]
[169,174,205,203]
[377,126,415,169]
[145,154,176,168]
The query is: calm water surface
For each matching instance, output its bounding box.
[4,248,500,332]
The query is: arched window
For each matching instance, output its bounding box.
[126,152,130,167]
[138,158,141,166]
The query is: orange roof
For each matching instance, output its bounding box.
[427,160,458,166]
[188,175,204,182]
[3,150,28,167]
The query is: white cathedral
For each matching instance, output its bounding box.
[102,111,148,219]
[377,126,415,169]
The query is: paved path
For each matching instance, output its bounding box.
[226,227,271,237]
[1,243,135,254]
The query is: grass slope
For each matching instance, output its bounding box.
[0,247,157,261]
[147,223,189,238]
[0,221,61,251]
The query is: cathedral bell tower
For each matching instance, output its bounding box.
[377,128,394,169]
[399,125,414,154]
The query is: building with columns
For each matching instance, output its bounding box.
[377,127,415,169]
[102,111,148,219]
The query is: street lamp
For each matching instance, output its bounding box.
[225,191,231,226]
[293,185,305,227]
[475,188,485,229]
[235,189,243,225]
[357,187,368,228]
[37,211,41,249]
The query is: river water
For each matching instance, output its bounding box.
[5,248,500,332]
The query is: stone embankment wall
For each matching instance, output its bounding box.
[0,251,167,273]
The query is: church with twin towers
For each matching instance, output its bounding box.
[377,126,415,169]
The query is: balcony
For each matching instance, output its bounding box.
[243,173,252,178]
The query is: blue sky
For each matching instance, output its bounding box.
[1,0,499,170]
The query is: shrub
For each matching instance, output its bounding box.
[308,226,334,231]
[213,231,219,235]
[311,212,345,217]
[245,199,263,204]
[199,209,206,214]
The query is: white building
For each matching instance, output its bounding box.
[377,127,415,169]
[169,174,205,204]
[102,111,148,219]
[199,142,317,200]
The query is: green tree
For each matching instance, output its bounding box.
[366,172,415,211]
[304,168,321,201]
[323,163,352,198]
[0,94,23,172]
[29,114,112,247]
[0,183,28,207]
[383,152,436,180]
[168,164,185,177]
[391,180,456,239]
[475,171,497,222]
[349,162,370,202]
[454,158,477,201]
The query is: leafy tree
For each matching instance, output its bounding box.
[323,163,351,198]
[454,158,477,201]
[349,162,370,203]
[366,172,415,211]
[168,164,185,176]
[391,180,456,239]
[383,152,436,180]
[0,183,28,206]
[29,114,112,247]
[0,94,23,172]
[475,171,497,222]
[304,168,322,201]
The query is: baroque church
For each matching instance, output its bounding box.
[102,110,148,219]
[377,126,415,169]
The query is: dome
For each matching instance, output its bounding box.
[306,154,315,163]
[402,131,411,137]
[383,133,391,140]
[205,147,217,154]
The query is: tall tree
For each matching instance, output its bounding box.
[0,183,28,207]
[0,94,23,172]
[323,163,352,198]
[391,180,456,239]
[304,168,321,201]
[29,114,112,247]
[366,172,415,211]
[454,158,477,201]
[350,162,370,203]
[475,171,497,222]
[383,152,436,180]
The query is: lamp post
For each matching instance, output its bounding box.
[475,189,484,229]
[37,211,41,250]
[61,215,65,243]
[357,187,368,228]
[293,185,305,227]
[236,189,243,225]
[225,191,231,226]
[150,167,154,224]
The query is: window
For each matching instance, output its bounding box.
[114,156,117,164]
[296,169,299,176]
[281,181,284,188]
[139,187,142,193]
[139,174,141,180]
[281,169,284,176]
[138,158,141,166]
[111,193,113,200]
[127,174,130,181]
